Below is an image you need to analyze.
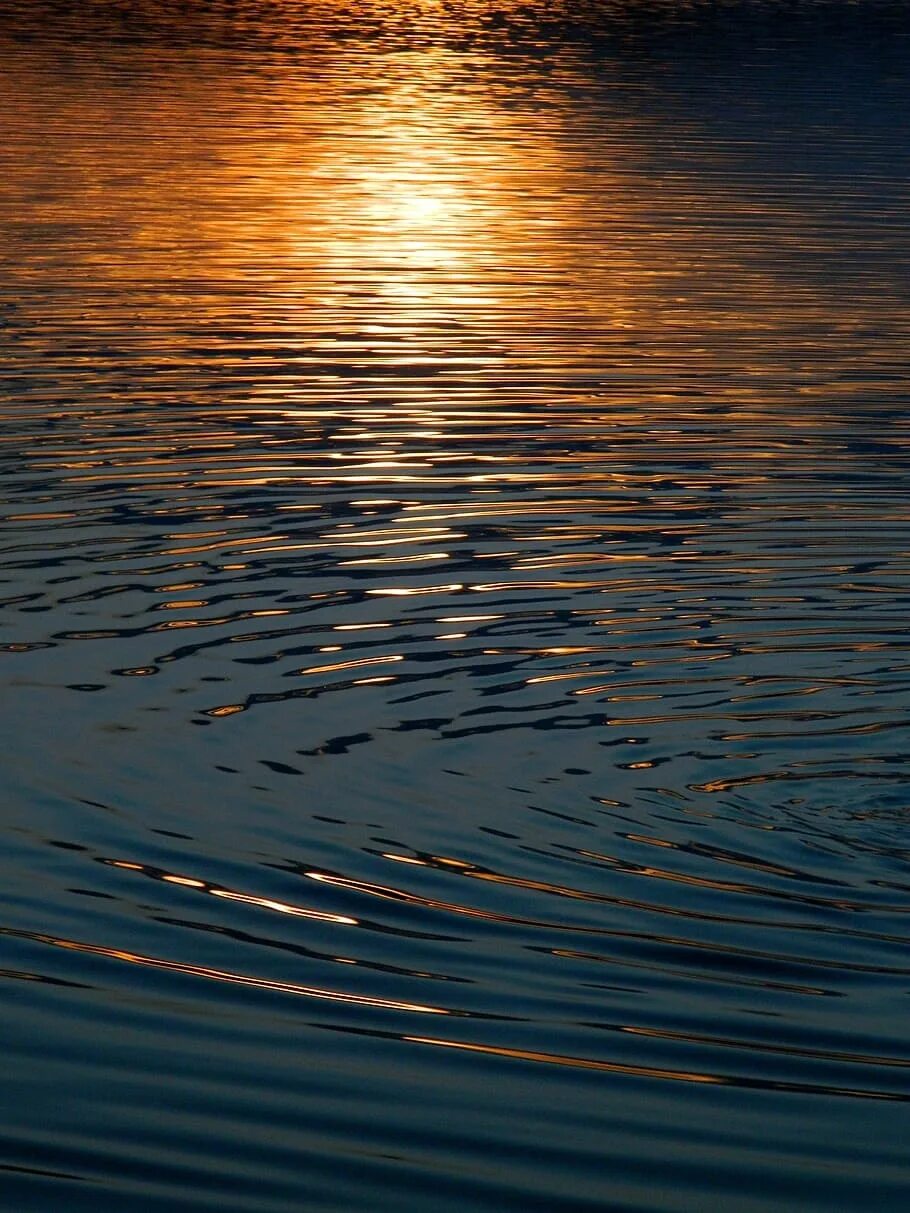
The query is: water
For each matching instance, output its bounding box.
[2,2,910,1208]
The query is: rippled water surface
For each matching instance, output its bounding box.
[2,2,910,1209]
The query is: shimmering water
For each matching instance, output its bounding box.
[2,2,910,1209]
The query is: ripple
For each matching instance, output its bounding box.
[2,2,910,1211]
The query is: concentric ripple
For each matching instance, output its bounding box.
[2,2,910,1211]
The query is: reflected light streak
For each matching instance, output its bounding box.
[7,928,449,1016]
[404,1034,725,1084]
[105,858,358,925]
[400,1036,908,1099]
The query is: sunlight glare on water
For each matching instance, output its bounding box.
[1,2,910,1210]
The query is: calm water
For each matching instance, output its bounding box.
[2,2,910,1209]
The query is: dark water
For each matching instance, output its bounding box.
[2,2,910,1209]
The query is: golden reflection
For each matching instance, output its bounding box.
[16,929,449,1016]
[104,857,358,925]
[5,5,910,1176]
[403,1035,725,1084]
[304,866,754,933]
[295,655,404,676]
[618,1024,910,1069]
[2,38,665,362]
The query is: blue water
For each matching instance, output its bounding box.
[2,2,910,1209]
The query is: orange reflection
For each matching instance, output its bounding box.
[21,929,450,1016]
[404,1034,725,1084]
[105,857,358,925]
[400,1034,907,1099]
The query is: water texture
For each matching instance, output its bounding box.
[2,2,910,1209]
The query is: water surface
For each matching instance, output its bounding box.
[2,2,910,1209]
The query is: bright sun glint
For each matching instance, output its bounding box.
[402,193,446,224]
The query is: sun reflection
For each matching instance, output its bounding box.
[12,927,450,1016]
[4,8,910,1173]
